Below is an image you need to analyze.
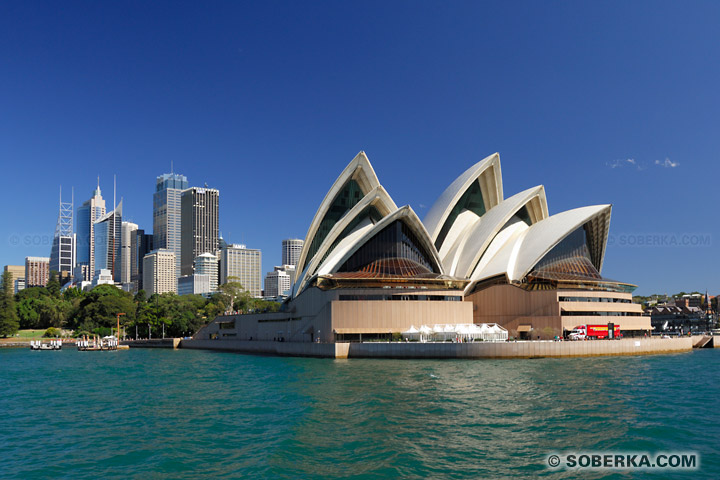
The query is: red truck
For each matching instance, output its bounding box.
[568,324,622,340]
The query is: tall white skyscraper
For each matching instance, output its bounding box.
[194,252,218,292]
[282,238,303,267]
[219,244,261,297]
[76,182,106,279]
[93,201,122,283]
[153,173,188,279]
[121,221,138,285]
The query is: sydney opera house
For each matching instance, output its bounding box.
[195,152,649,345]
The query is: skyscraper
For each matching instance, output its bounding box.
[76,182,106,279]
[153,173,188,279]
[143,249,177,296]
[194,252,218,292]
[130,229,154,293]
[3,265,25,294]
[219,244,261,297]
[282,238,304,267]
[181,187,219,277]
[264,267,291,298]
[25,257,50,288]
[93,201,122,283]
[49,187,75,281]
[121,221,138,286]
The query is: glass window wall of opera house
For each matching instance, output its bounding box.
[194,151,649,344]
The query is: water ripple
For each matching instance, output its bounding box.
[1,349,718,479]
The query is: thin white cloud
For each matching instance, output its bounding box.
[655,158,679,168]
[607,158,642,170]
[607,157,679,170]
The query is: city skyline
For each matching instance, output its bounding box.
[1,2,719,295]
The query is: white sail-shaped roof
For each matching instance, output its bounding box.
[294,185,398,294]
[453,185,548,279]
[295,151,381,277]
[316,205,444,277]
[423,153,503,252]
[469,204,612,288]
[286,150,620,301]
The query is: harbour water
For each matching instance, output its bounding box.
[1,347,718,479]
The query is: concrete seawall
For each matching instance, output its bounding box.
[123,338,182,349]
[347,337,692,358]
[181,339,348,358]
[181,337,692,359]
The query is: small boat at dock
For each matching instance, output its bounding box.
[29,340,62,351]
[77,336,119,351]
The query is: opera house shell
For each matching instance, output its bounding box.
[196,151,649,344]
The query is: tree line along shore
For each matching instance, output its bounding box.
[0,272,279,340]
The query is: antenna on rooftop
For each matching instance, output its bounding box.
[171,160,174,174]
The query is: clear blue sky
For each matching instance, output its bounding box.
[1,1,718,295]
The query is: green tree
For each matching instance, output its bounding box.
[0,272,20,337]
[63,286,84,301]
[46,271,61,297]
[16,298,42,328]
[162,293,208,336]
[43,327,62,338]
[215,280,244,312]
[134,290,147,305]
[71,284,136,332]
[203,297,226,320]
[34,296,72,328]
[16,286,50,301]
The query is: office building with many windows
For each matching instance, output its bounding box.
[143,249,177,296]
[121,221,138,286]
[178,274,212,296]
[93,201,122,283]
[130,229,154,294]
[219,244,261,297]
[194,252,218,293]
[25,257,50,288]
[49,187,75,281]
[264,267,291,298]
[3,265,25,293]
[282,239,303,267]
[153,173,188,279]
[181,187,219,277]
[76,184,106,279]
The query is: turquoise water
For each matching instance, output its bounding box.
[1,347,718,479]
